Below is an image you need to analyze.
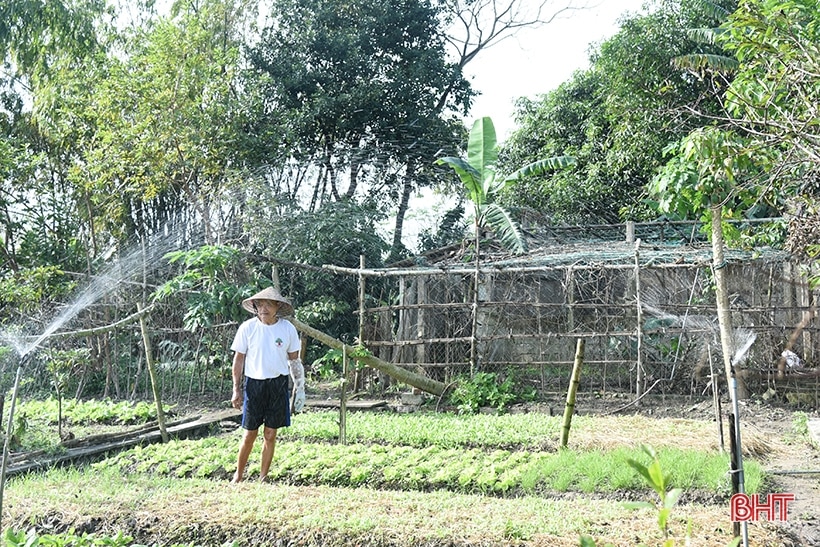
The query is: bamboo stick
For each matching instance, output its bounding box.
[560,339,585,448]
[137,304,168,443]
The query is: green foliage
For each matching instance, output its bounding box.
[19,397,170,427]
[311,345,371,379]
[44,348,89,394]
[91,412,757,500]
[720,0,820,179]
[448,371,534,414]
[650,128,766,218]
[244,0,470,261]
[436,117,574,254]
[0,266,75,317]
[8,397,175,452]
[625,445,684,543]
[1,527,238,547]
[418,202,467,252]
[73,1,249,238]
[311,349,344,379]
[153,245,251,331]
[504,0,731,225]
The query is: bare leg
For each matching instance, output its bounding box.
[233,428,259,483]
[259,426,278,480]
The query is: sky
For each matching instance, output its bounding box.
[462,0,648,140]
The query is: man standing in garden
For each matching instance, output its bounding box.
[230,286,305,483]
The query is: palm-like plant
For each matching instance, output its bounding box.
[436,117,575,255]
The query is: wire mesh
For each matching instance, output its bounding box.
[349,239,819,400]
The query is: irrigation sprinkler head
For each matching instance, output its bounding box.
[18,350,35,370]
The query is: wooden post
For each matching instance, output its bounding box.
[417,275,427,367]
[356,255,366,391]
[561,338,585,448]
[340,345,348,445]
[634,239,644,400]
[565,266,575,332]
[137,303,168,443]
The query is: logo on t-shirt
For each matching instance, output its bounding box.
[275,337,284,347]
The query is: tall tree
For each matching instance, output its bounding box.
[719,0,820,191]
[0,0,108,271]
[246,0,472,260]
[71,0,252,244]
[500,0,735,224]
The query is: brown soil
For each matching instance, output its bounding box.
[6,390,819,546]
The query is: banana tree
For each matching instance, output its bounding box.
[436,116,575,255]
[436,116,574,372]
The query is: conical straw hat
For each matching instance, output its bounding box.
[241,286,294,316]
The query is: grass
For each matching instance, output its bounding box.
[5,467,769,547]
[0,402,788,546]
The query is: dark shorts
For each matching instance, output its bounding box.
[242,376,291,430]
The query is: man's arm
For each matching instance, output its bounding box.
[231,352,246,409]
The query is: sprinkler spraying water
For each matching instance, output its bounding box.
[0,233,179,529]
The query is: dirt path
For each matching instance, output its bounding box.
[755,415,820,546]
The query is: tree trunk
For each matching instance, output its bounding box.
[390,161,415,261]
[711,206,747,398]
[137,304,168,443]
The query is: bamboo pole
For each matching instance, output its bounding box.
[561,339,585,448]
[340,346,348,445]
[22,304,155,342]
[137,303,168,443]
[290,317,446,396]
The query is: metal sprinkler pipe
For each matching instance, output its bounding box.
[729,360,748,547]
[0,352,34,531]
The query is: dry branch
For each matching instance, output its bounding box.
[289,317,446,396]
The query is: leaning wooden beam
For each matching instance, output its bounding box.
[289,317,446,397]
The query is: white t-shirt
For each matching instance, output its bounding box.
[231,317,301,380]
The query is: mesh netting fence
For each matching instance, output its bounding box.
[329,239,819,401]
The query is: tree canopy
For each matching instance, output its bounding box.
[500,0,737,224]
